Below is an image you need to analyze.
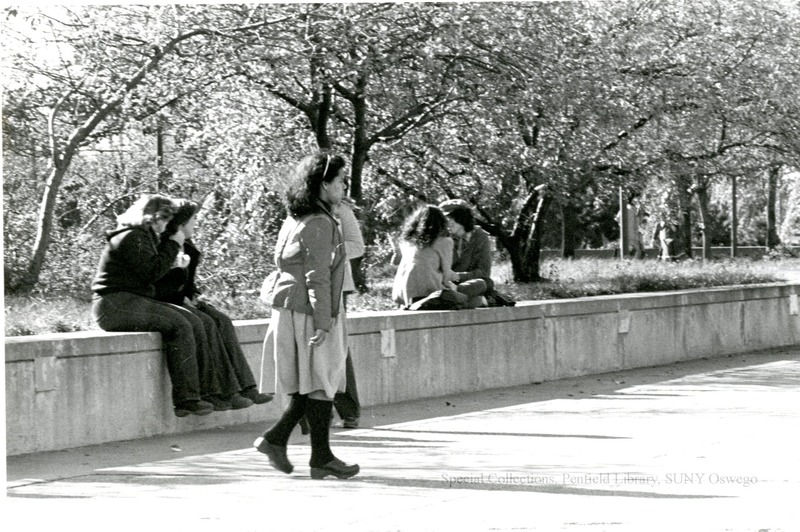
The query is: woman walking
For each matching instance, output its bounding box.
[254,153,359,480]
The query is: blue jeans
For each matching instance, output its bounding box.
[333,348,360,421]
[92,292,220,405]
[455,278,490,308]
[333,296,359,420]
[195,301,257,392]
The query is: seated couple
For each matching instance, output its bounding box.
[91,195,272,417]
[392,200,494,309]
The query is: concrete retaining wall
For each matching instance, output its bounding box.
[538,246,799,260]
[6,283,799,456]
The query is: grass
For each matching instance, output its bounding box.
[5,257,800,337]
[4,290,96,337]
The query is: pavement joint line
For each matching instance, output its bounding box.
[357,428,631,439]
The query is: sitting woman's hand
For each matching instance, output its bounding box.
[444,280,458,291]
[173,252,191,268]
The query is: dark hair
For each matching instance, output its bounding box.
[117,194,175,228]
[163,199,200,238]
[445,204,475,232]
[401,205,449,248]
[285,152,347,218]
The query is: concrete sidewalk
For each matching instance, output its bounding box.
[5,347,800,531]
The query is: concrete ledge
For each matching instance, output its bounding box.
[6,283,799,456]
[539,245,800,260]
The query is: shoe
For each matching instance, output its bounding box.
[227,393,254,410]
[241,387,274,405]
[253,437,293,474]
[298,416,310,435]
[310,458,360,480]
[204,395,232,411]
[341,418,359,429]
[174,400,214,417]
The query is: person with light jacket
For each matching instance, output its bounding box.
[254,152,359,480]
[331,196,364,428]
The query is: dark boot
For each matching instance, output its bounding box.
[306,398,359,480]
[298,415,310,435]
[253,393,308,474]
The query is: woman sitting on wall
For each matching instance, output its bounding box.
[391,205,463,308]
[91,194,217,417]
[438,199,491,307]
[154,199,272,409]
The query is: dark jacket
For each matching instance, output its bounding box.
[154,239,201,305]
[451,226,492,282]
[91,225,181,298]
[269,204,346,332]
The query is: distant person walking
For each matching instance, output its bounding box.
[91,194,214,417]
[652,218,675,261]
[254,152,359,480]
[616,198,645,259]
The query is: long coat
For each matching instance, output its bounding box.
[451,226,492,282]
[264,203,348,398]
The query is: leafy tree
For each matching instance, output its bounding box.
[4,1,800,295]
[2,4,289,292]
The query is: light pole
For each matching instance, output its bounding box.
[619,187,628,260]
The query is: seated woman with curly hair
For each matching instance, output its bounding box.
[391,204,460,307]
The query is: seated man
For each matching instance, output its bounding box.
[438,199,493,307]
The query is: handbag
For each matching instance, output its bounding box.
[259,270,280,304]
[259,220,297,305]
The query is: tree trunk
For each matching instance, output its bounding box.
[766,165,781,249]
[521,194,551,280]
[156,120,166,192]
[491,186,550,282]
[675,178,693,259]
[561,202,579,258]
[349,80,369,203]
[343,78,370,291]
[350,256,367,293]
[14,28,216,292]
[315,85,333,150]
[730,174,738,258]
[693,186,712,260]
[18,164,69,292]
